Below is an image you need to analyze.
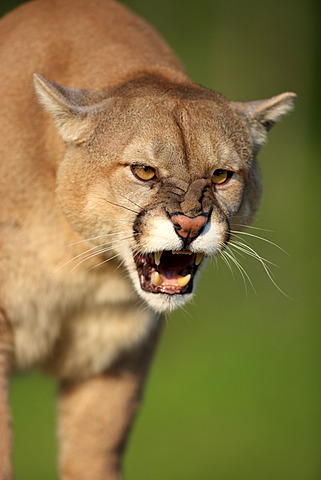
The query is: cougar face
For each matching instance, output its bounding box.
[46,78,262,312]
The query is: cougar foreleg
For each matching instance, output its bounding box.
[57,323,162,480]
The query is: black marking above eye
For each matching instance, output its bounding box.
[131,165,157,181]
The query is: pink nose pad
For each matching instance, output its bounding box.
[171,214,207,239]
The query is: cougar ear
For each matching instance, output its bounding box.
[33,74,105,143]
[230,92,296,153]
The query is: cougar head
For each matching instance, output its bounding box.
[34,74,295,312]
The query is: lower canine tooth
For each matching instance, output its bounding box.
[152,272,163,286]
[195,253,204,266]
[177,274,191,287]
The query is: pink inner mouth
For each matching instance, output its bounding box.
[134,250,201,295]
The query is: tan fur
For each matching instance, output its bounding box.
[0,0,295,478]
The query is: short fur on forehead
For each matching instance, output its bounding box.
[34,74,296,157]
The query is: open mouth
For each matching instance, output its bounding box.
[134,250,204,295]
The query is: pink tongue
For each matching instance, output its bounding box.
[157,252,194,280]
[161,275,180,284]
[158,268,179,281]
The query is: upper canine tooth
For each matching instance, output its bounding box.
[151,271,163,286]
[195,253,204,266]
[154,251,162,266]
[177,274,191,287]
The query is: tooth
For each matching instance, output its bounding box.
[154,251,162,266]
[172,250,192,255]
[177,274,191,287]
[195,253,204,266]
[151,271,163,286]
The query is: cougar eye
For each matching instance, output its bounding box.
[211,169,233,185]
[131,165,157,181]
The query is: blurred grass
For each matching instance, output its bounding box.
[2,0,320,479]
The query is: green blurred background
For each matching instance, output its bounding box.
[1,0,320,479]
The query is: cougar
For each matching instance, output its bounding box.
[0,0,295,478]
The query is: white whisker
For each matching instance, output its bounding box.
[87,245,134,272]
[179,304,194,320]
[228,240,290,298]
[234,224,273,232]
[231,240,278,268]
[219,250,235,278]
[230,229,288,255]
[70,238,134,273]
[55,235,135,274]
[64,231,134,248]
[223,247,255,294]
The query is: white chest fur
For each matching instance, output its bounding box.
[11,262,157,379]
